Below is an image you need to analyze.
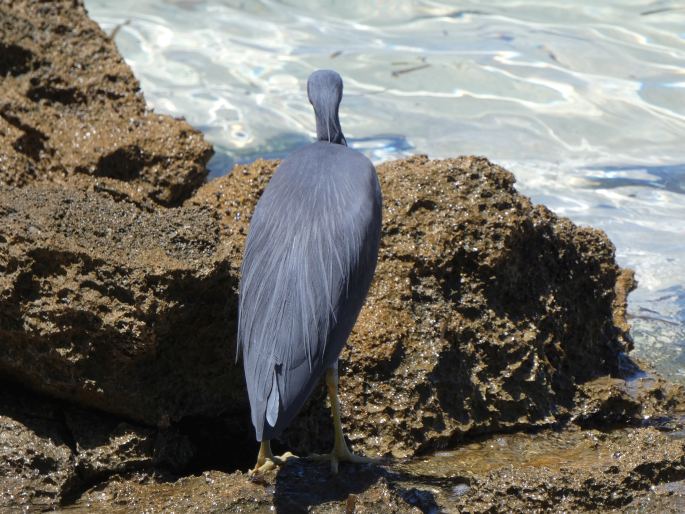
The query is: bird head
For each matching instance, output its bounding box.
[307,70,346,145]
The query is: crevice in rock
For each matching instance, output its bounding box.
[0,42,34,76]
[0,377,259,507]
[93,146,147,181]
[175,413,258,474]
[0,111,49,161]
[27,81,85,105]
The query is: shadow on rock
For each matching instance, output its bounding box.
[273,460,381,513]
[272,458,444,513]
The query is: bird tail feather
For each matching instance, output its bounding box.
[266,367,280,427]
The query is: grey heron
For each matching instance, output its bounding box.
[238,69,382,474]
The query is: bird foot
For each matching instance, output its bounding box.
[309,445,378,474]
[249,451,297,475]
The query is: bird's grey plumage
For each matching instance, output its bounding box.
[237,70,382,441]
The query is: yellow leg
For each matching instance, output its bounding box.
[249,440,296,475]
[311,366,377,474]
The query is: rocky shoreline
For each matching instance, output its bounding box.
[2,1,685,512]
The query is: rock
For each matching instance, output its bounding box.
[65,425,685,513]
[1,151,652,509]
[65,411,156,481]
[0,183,244,426]
[438,427,685,513]
[191,155,635,458]
[0,380,194,510]
[65,410,194,480]
[614,479,685,513]
[2,1,683,511]
[403,425,685,513]
[572,376,641,428]
[0,0,212,205]
[0,384,76,509]
[67,467,424,513]
[65,471,274,513]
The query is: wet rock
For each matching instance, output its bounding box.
[0,381,195,510]
[572,376,641,428]
[65,410,156,482]
[67,466,424,513]
[66,425,685,513]
[0,184,244,426]
[0,0,212,205]
[191,155,636,458]
[427,427,685,512]
[627,359,685,422]
[613,479,685,513]
[65,471,273,513]
[0,384,76,509]
[65,410,194,481]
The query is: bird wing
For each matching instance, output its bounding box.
[237,145,381,438]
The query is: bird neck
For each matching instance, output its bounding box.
[315,108,347,146]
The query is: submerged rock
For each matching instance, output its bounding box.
[0,0,212,204]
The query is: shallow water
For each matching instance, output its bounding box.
[84,0,685,380]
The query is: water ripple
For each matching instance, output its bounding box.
[84,0,685,381]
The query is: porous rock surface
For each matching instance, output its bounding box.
[0,0,212,205]
[1,151,654,509]
[0,184,244,426]
[0,385,76,509]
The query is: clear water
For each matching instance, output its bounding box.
[84,0,685,380]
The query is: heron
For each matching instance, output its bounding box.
[237,69,382,474]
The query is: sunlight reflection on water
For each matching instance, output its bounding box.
[84,0,685,381]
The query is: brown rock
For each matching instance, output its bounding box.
[0,384,76,509]
[0,380,195,510]
[0,0,212,205]
[397,426,685,513]
[1,152,650,509]
[65,410,156,481]
[0,183,243,426]
[572,376,641,428]
[625,358,685,422]
[0,151,647,458]
[65,425,685,513]
[613,268,636,341]
[66,467,424,513]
